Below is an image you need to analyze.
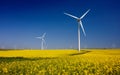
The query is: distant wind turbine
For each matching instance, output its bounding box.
[64,9,90,52]
[36,33,47,50]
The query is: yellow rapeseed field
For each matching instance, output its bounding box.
[0,49,78,57]
[0,49,120,75]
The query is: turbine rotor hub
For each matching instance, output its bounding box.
[77,19,80,22]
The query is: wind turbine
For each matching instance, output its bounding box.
[64,9,90,52]
[36,33,47,50]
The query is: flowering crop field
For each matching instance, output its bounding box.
[0,49,120,75]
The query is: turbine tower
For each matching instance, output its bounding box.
[36,33,46,50]
[64,9,90,52]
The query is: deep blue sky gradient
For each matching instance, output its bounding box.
[0,0,120,49]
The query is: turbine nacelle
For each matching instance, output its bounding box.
[77,19,80,22]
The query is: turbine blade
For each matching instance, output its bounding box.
[79,21,86,36]
[80,9,90,19]
[42,33,46,38]
[36,37,42,39]
[64,13,79,20]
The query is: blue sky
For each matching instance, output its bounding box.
[0,0,120,49]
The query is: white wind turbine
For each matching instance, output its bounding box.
[36,33,47,50]
[64,9,90,52]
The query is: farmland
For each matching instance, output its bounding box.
[0,49,120,75]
